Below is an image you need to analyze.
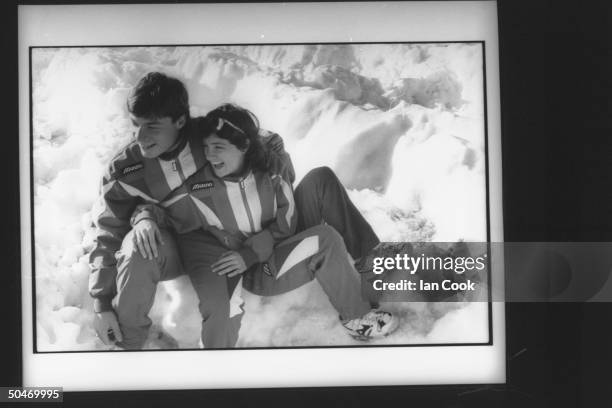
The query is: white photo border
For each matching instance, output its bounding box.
[19,1,505,390]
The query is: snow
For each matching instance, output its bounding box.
[31,44,488,351]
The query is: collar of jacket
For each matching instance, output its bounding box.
[157,120,192,161]
[218,166,253,183]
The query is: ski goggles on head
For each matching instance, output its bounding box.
[216,117,245,134]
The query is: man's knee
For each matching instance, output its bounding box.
[117,229,180,269]
[118,230,153,263]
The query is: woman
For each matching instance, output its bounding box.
[203,103,400,343]
[135,104,399,347]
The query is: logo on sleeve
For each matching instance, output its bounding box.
[121,162,144,176]
[191,181,215,192]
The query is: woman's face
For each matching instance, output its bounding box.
[204,134,247,178]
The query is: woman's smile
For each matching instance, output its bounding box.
[204,134,246,177]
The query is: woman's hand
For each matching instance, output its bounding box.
[132,218,164,260]
[212,251,247,277]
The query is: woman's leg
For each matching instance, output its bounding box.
[243,224,371,321]
[177,231,243,349]
[294,166,380,261]
[294,167,389,306]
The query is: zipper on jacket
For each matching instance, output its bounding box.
[239,177,257,234]
[173,159,187,183]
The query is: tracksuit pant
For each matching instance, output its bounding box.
[294,166,380,259]
[112,228,183,350]
[112,166,381,349]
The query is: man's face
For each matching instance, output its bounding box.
[130,115,185,158]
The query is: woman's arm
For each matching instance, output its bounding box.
[213,172,297,278]
[237,158,298,268]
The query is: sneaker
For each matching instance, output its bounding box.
[342,310,399,341]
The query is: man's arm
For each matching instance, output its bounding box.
[259,130,295,185]
[130,202,170,229]
[88,168,140,313]
[126,203,170,260]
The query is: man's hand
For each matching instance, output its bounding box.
[263,133,284,153]
[212,251,247,277]
[93,311,123,345]
[132,218,164,260]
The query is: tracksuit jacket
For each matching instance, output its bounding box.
[131,149,297,270]
[88,118,290,313]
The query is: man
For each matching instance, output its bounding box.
[89,72,387,350]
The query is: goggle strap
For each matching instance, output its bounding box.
[216,117,245,134]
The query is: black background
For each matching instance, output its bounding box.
[2,1,611,407]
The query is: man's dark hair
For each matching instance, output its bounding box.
[127,72,189,121]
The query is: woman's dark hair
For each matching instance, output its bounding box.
[201,104,268,172]
[127,72,190,121]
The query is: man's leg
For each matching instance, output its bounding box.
[294,166,380,260]
[177,231,243,349]
[112,228,183,350]
[243,224,371,321]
